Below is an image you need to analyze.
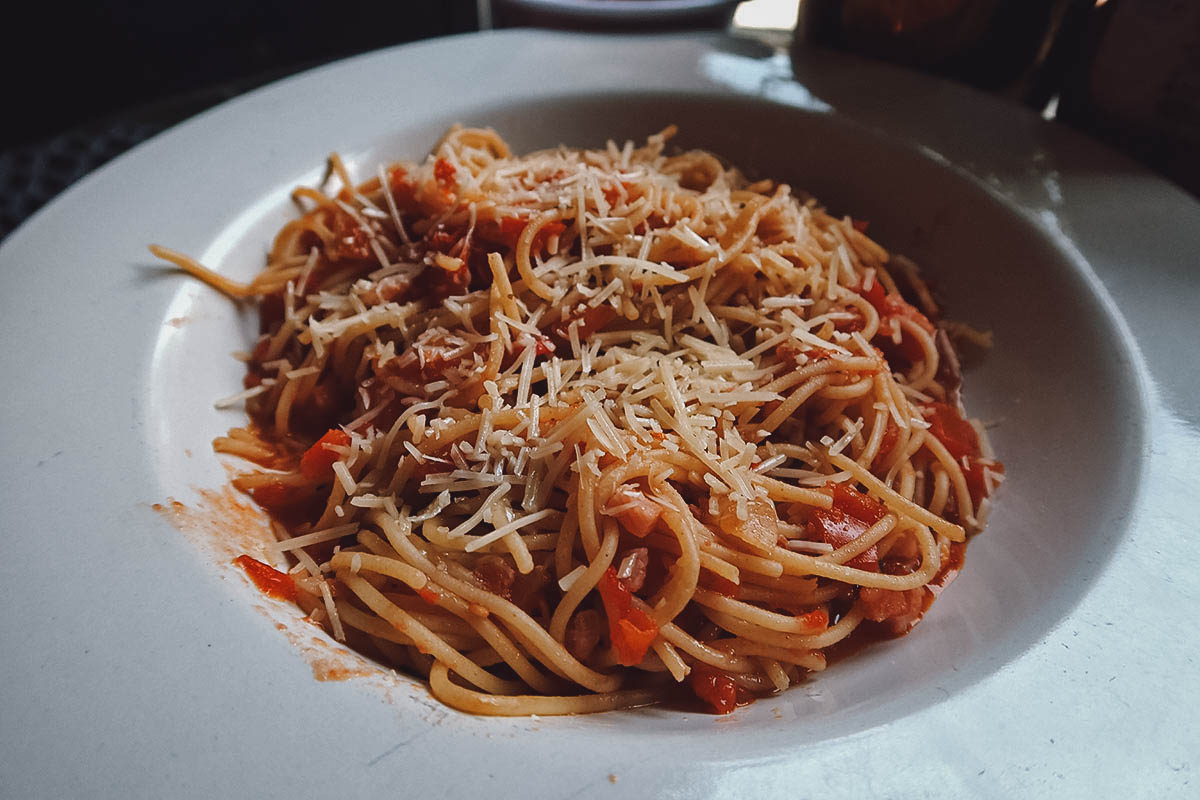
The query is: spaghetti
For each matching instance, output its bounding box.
[153,125,1002,715]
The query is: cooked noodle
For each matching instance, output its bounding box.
[152,125,1002,715]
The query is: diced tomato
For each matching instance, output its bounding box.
[689,665,755,715]
[423,257,471,301]
[386,167,416,211]
[496,216,526,243]
[417,586,441,605]
[615,616,658,664]
[387,166,409,192]
[248,480,306,511]
[698,570,740,598]
[962,458,1004,506]
[776,341,838,364]
[552,303,618,343]
[490,216,566,251]
[807,508,879,571]
[889,296,935,334]
[830,482,887,524]
[805,347,836,361]
[928,540,966,598]
[857,280,935,335]
[328,209,372,261]
[923,401,980,461]
[896,330,928,363]
[299,428,351,480]
[858,278,889,318]
[874,419,900,470]
[234,554,297,601]
[600,180,634,206]
[247,480,327,527]
[794,607,829,633]
[434,158,456,189]
[596,567,659,666]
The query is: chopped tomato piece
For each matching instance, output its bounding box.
[428,261,470,300]
[795,607,829,633]
[923,401,980,460]
[698,570,740,598]
[552,303,618,343]
[248,480,308,511]
[873,419,900,470]
[328,209,372,261]
[433,158,457,189]
[299,428,351,480]
[888,295,935,334]
[895,330,928,363]
[776,341,839,364]
[615,615,658,663]
[497,215,526,242]
[963,458,1004,506]
[857,280,935,334]
[385,166,417,209]
[689,665,754,714]
[858,277,888,317]
[387,166,408,191]
[234,555,297,601]
[597,567,659,666]
[807,508,879,571]
[601,180,634,206]
[492,216,566,250]
[417,586,441,605]
[830,482,887,524]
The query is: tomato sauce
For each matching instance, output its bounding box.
[234,555,297,601]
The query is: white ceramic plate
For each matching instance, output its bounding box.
[1,30,1197,798]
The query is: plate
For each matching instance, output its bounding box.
[1,30,1197,798]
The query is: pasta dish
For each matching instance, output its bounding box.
[152,125,1002,715]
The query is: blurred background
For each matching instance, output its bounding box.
[2,0,1196,239]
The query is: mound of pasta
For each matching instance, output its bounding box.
[153,125,1002,715]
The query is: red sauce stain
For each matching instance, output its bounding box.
[153,486,275,562]
[152,488,397,689]
[312,663,377,682]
